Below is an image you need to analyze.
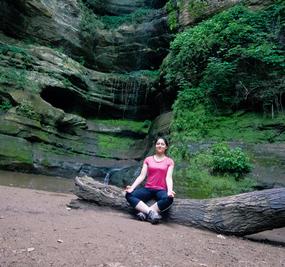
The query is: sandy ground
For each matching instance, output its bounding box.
[0,186,284,267]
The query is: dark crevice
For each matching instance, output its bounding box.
[62,74,89,92]
[40,86,90,116]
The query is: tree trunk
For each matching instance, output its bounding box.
[73,176,285,236]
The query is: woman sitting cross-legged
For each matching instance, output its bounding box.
[125,137,175,224]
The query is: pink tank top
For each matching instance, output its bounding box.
[143,156,174,190]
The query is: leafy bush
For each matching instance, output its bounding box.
[163,3,285,114]
[211,143,252,177]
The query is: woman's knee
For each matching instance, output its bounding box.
[125,192,132,202]
[157,196,173,211]
[125,192,140,208]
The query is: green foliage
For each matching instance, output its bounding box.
[79,1,102,39]
[211,143,252,177]
[142,119,151,129]
[78,56,85,66]
[62,78,72,88]
[130,70,160,82]
[170,87,210,147]
[172,148,256,199]
[0,68,28,89]
[0,67,39,92]
[171,109,285,149]
[163,3,285,114]
[0,44,32,64]
[100,8,152,29]
[166,0,178,31]
[167,3,284,198]
[188,0,208,19]
[0,99,12,111]
[205,112,285,143]
[0,45,39,91]
[16,100,41,121]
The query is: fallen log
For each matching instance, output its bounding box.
[73,176,285,236]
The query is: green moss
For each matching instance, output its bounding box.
[0,67,28,89]
[206,113,285,143]
[0,120,21,135]
[172,149,256,199]
[0,66,39,92]
[176,170,256,199]
[171,110,285,152]
[96,133,135,157]
[16,100,41,121]
[131,70,160,82]
[93,118,150,134]
[0,134,33,165]
[0,44,33,64]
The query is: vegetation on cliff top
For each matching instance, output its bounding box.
[164,2,285,143]
[164,3,285,115]
[164,2,285,198]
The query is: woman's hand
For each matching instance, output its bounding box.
[167,190,176,198]
[125,185,134,193]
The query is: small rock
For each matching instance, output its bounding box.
[66,207,71,211]
[217,234,226,239]
[57,239,63,243]
[27,247,35,252]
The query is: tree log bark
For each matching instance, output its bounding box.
[73,176,285,236]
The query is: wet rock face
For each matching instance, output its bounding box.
[0,0,82,55]
[86,0,168,15]
[0,37,157,119]
[93,11,170,72]
[0,0,172,115]
[0,0,171,73]
[0,35,151,183]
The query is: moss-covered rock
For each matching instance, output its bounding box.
[0,37,159,119]
[0,134,33,170]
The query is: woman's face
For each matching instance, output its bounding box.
[155,138,168,154]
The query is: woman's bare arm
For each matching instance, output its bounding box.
[166,165,175,197]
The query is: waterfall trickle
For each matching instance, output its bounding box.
[103,168,124,186]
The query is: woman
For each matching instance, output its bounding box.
[125,137,175,224]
